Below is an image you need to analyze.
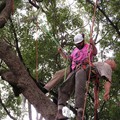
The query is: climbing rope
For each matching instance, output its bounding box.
[82,0,99,120]
[41,26,70,81]
[34,13,69,82]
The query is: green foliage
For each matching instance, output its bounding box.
[0,80,22,119]
[0,0,120,119]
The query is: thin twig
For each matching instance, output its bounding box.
[0,97,17,120]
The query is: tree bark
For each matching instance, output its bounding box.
[0,40,57,120]
[0,0,13,28]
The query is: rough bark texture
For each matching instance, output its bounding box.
[0,0,13,28]
[0,40,57,120]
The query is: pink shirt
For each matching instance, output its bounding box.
[70,43,93,70]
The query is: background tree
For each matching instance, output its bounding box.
[0,0,119,120]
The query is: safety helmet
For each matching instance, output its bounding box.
[74,34,84,44]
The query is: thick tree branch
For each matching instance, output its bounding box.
[0,69,78,117]
[9,17,24,62]
[0,70,17,84]
[0,0,13,28]
[0,40,57,120]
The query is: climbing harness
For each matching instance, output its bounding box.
[82,0,99,120]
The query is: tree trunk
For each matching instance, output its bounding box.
[0,40,57,120]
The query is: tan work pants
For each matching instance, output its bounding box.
[44,66,70,91]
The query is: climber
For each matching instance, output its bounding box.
[55,58,117,120]
[44,33,97,92]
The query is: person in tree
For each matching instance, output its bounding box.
[55,57,117,120]
[44,33,97,92]
[54,33,97,120]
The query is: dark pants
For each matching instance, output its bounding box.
[58,67,87,109]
